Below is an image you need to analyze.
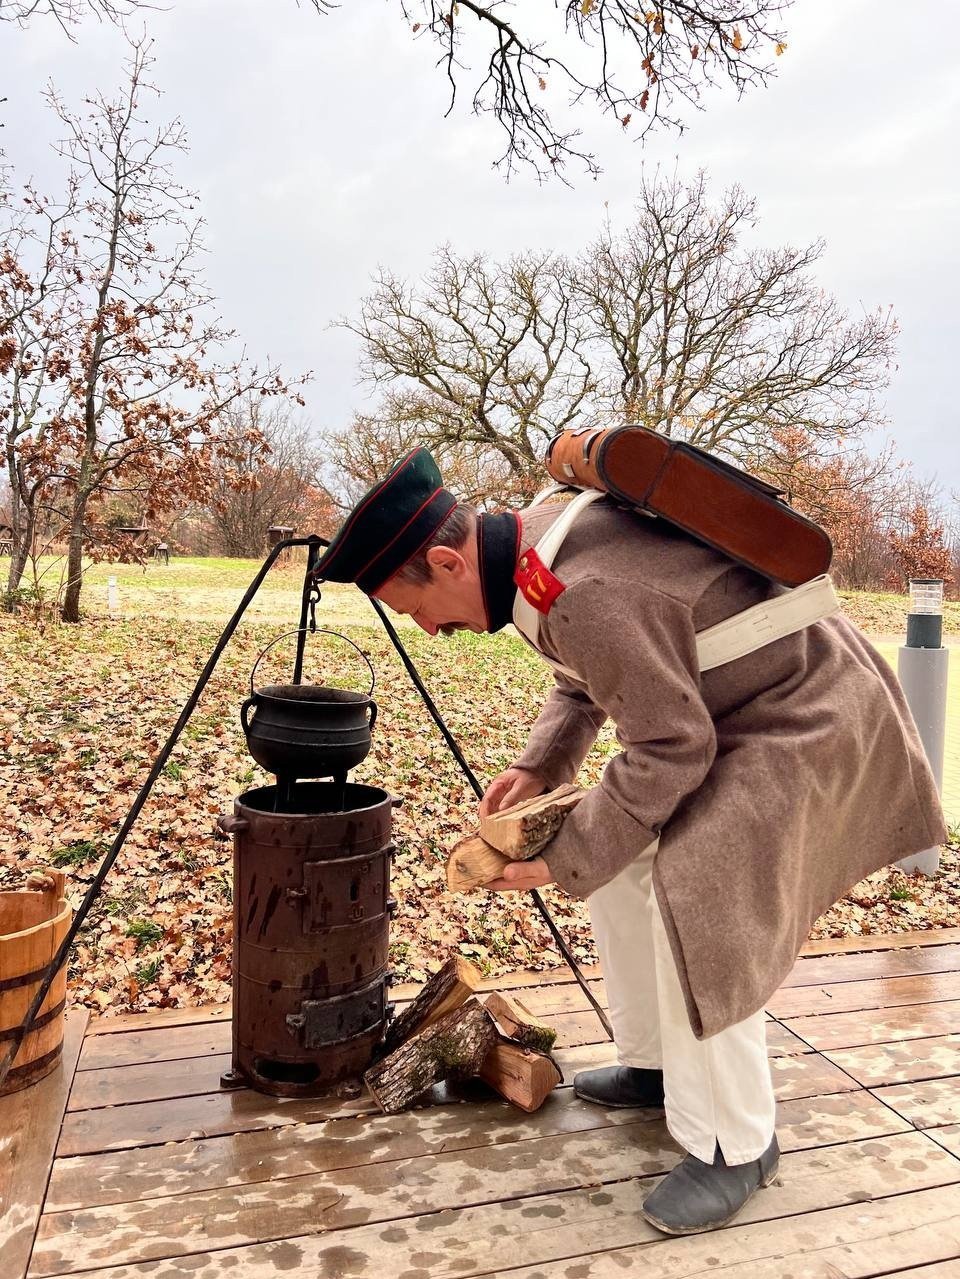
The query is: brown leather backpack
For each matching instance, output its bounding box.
[545,425,832,588]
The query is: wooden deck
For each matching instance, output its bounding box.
[4,928,960,1279]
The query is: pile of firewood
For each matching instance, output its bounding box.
[364,955,561,1114]
[363,785,585,1116]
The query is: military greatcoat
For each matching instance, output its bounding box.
[511,498,946,1040]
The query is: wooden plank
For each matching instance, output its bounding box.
[782,944,960,988]
[551,1044,854,1101]
[45,1083,906,1212]
[66,1030,838,1117]
[783,1000,960,1051]
[476,1185,960,1279]
[33,1119,683,1273]
[825,1035,960,1088]
[766,1049,860,1099]
[78,1021,231,1070]
[0,1009,88,1279]
[768,971,960,1019]
[881,1266,960,1279]
[501,965,960,1023]
[506,978,780,1021]
[85,1005,231,1036]
[765,1021,815,1056]
[30,1134,958,1279]
[925,1124,960,1159]
[872,1077,960,1129]
[57,1082,379,1158]
[45,1092,662,1211]
[799,927,960,956]
[67,1054,233,1112]
[510,979,606,1018]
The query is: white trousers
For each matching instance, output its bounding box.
[587,842,777,1165]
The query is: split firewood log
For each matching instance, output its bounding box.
[382,955,482,1054]
[483,990,557,1055]
[478,784,585,856]
[445,835,512,893]
[478,1036,562,1113]
[365,998,498,1114]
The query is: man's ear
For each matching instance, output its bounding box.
[425,545,465,576]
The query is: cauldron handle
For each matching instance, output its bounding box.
[249,627,377,697]
[240,696,256,735]
[367,699,378,733]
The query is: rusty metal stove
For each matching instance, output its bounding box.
[218,779,398,1098]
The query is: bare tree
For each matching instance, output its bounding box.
[577,173,898,455]
[338,246,595,499]
[205,396,334,556]
[326,396,520,508]
[1,41,305,620]
[339,176,898,504]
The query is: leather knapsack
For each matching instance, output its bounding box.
[545,425,832,588]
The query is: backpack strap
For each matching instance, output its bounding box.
[512,496,841,683]
[512,490,603,678]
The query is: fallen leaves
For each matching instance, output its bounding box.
[2,593,957,1020]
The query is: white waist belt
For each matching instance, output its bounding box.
[695,573,840,672]
[513,488,841,679]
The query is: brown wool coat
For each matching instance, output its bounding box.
[510,498,946,1040]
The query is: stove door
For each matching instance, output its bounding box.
[302,846,392,931]
[286,979,387,1048]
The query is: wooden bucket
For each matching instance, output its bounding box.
[0,869,72,1095]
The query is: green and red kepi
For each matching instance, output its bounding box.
[314,447,458,594]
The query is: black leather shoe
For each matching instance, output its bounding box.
[573,1065,665,1108]
[641,1135,780,1235]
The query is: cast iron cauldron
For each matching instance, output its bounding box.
[240,629,377,779]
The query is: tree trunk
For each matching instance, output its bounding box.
[60,491,88,623]
[4,449,28,601]
[5,534,31,602]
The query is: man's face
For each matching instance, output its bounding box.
[373,546,487,636]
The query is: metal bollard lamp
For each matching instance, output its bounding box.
[896,579,949,876]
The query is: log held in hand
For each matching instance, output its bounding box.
[446,784,587,892]
[479,784,584,856]
[445,836,511,893]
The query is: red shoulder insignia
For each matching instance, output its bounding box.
[514,549,566,615]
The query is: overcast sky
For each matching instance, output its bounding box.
[2,0,958,497]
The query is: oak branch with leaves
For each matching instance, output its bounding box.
[356,0,792,178]
[5,0,793,180]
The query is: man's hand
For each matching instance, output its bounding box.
[479,767,548,818]
[483,856,554,892]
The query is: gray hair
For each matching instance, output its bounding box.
[395,503,477,584]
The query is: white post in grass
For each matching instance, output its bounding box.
[897,579,948,877]
[107,574,119,616]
